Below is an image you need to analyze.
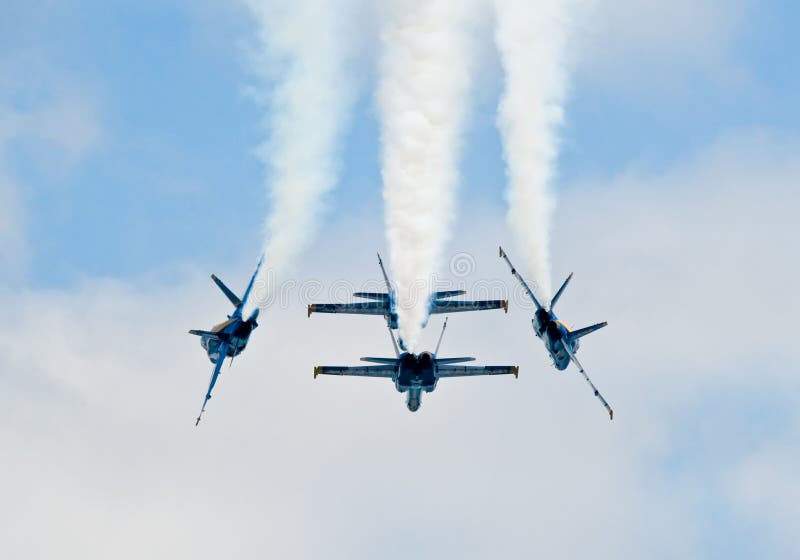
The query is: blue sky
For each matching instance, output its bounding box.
[2,2,799,559]
[5,0,796,287]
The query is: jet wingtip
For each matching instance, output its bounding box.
[513,366,519,378]
[314,366,321,379]
[498,246,504,257]
[502,300,508,313]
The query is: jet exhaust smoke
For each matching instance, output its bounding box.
[242,0,362,318]
[494,0,580,301]
[378,0,478,350]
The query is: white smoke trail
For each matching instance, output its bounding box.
[378,0,479,350]
[242,0,363,317]
[494,0,580,301]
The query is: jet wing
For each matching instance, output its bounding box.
[431,299,508,315]
[561,339,613,420]
[430,299,508,314]
[353,292,390,301]
[314,365,397,378]
[499,246,544,310]
[432,290,466,299]
[308,301,389,317]
[195,341,229,426]
[435,365,519,378]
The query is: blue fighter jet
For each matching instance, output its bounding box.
[499,246,613,420]
[314,318,519,412]
[189,256,264,426]
[308,252,508,349]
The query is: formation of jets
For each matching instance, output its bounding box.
[308,253,507,350]
[190,249,613,423]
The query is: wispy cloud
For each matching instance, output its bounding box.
[0,57,101,278]
[575,0,750,95]
[242,0,366,317]
[2,129,798,559]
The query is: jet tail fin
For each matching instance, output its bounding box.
[568,321,608,341]
[238,255,265,321]
[549,272,573,309]
[211,274,242,308]
[387,325,401,357]
[434,317,448,356]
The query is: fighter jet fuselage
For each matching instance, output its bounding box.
[200,312,259,364]
[395,352,438,411]
[533,308,575,370]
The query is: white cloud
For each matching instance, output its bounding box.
[726,425,800,556]
[554,130,799,386]
[573,0,751,98]
[1,129,798,558]
[27,95,102,165]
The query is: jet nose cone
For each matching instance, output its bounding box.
[406,391,421,412]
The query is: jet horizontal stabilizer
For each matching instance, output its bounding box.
[188,329,223,340]
[567,321,608,341]
[360,357,400,364]
[435,357,476,364]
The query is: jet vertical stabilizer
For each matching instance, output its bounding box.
[549,272,573,309]
[211,274,242,308]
